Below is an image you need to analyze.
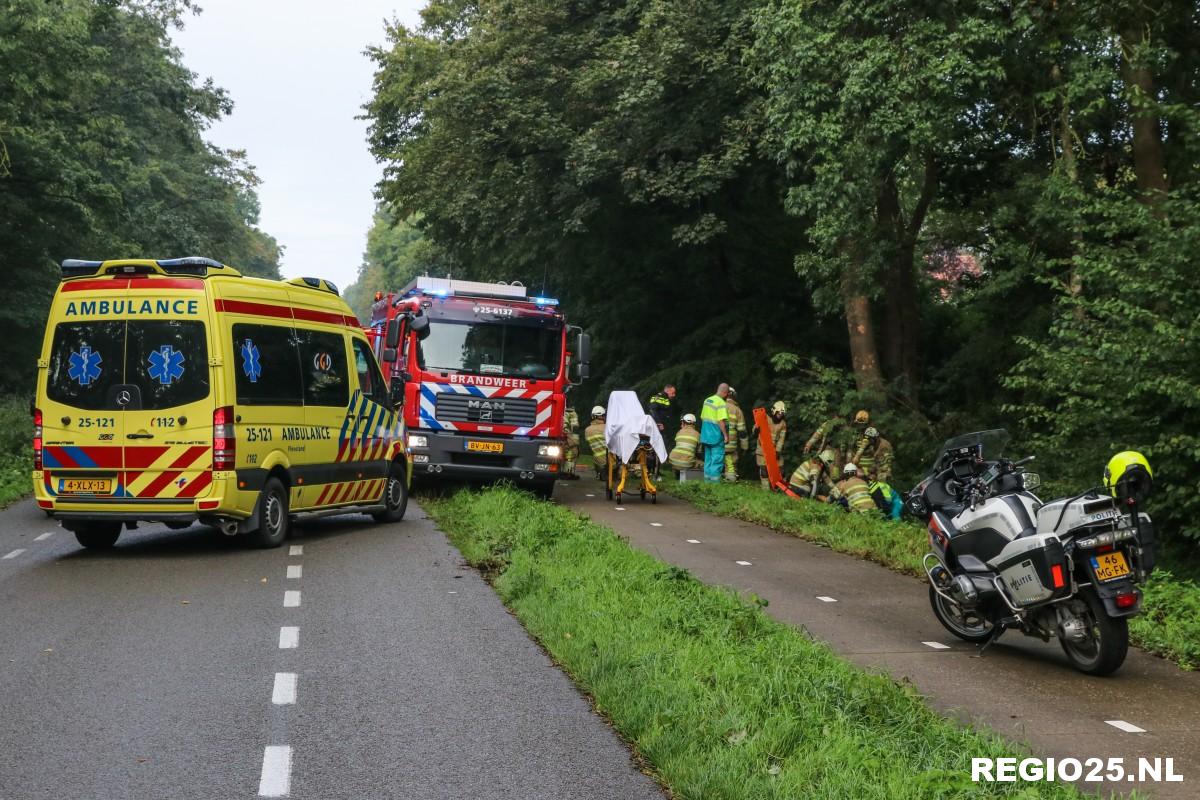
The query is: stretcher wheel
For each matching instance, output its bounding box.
[615,492,622,504]
[651,494,657,504]
[640,489,646,501]
[605,487,613,500]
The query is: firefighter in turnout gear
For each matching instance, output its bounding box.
[853,426,894,483]
[724,388,749,481]
[584,406,608,478]
[788,448,837,500]
[803,409,870,472]
[755,400,788,489]
[835,463,877,514]
[563,406,581,478]
[668,413,702,475]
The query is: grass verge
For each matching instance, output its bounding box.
[425,485,1082,799]
[664,478,1200,670]
[0,395,31,508]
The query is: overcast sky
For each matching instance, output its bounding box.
[173,0,426,290]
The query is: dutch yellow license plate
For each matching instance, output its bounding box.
[466,440,504,454]
[58,478,113,495]
[1091,551,1130,582]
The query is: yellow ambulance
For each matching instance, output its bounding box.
[33,257,410,549]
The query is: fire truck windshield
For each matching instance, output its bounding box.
[417,318,562,380]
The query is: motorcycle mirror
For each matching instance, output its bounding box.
[1021,472,1042,492]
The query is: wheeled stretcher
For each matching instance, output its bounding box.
[602,391,667,505]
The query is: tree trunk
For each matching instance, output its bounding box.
[1120,28,1169,206]
[840,259,884,394]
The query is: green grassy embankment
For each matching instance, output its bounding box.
[425,485,1083,800]
[664,478,1200,670]
[0,396,30,508]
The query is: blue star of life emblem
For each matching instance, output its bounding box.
[68,346,103,386]
[148,345,186,386]
[241,339,262,383]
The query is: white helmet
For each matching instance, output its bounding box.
[843,463,859,476]
[682,413,697,424]
[591,405,606,417]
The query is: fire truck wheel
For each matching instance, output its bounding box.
[531,481,555,500]
[373,462,409,523]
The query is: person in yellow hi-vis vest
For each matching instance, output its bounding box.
[668,413,702,475]
[834,463,877,514]
[584,406,608,478]
[723,387,748,482]
[699,383,730,482]
[562,406,580,477]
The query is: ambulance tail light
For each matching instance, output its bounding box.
[213,406,235,470]
[33,407,43,471]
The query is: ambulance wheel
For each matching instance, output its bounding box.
[250,478,289,549]
[373,462,409,523]
[74,523,121,550]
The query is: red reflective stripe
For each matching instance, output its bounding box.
[214,299,357,328]
[167,445,208,470]
[177,470,212,498]
[315,484,333,505]
[125,446,170,469]
[213,298,293,320]
[45,446,78,468]
[61,277,203,291]
[138,470,182,498]
[291,306,359,327]
[123,470,142,488]
[327,483,348,504]
[80,447,122,468]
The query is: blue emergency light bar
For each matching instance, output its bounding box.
[532,296,559,307]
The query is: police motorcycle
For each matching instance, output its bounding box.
[906,430,1156,676]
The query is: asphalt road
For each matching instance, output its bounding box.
[0,498,662,800]
[557,479,1198,799]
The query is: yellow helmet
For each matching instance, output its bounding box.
[771,400,787,414]
[1104,451,1153,504]
[816,449,836,467]
[853,409,870,424]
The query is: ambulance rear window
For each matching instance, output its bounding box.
[46,320,209,411]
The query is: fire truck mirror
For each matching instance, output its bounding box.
[385,318,402,349]
[578,363,590,381]
[577,332,591,365]
[382,347,398,363]
[389,380,405,408]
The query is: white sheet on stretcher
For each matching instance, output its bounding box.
[603,390,667,464]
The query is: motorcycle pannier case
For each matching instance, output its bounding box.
[989,534,1070,606]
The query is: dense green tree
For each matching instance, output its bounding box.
[0,0,281,392]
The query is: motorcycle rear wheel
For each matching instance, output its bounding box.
[1059,588,1128,676]
[928,585,993,643]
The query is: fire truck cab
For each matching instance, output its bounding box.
[369,277,589,498]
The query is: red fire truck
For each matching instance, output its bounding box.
[368,277,590,498]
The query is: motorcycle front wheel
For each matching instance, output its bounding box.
[1059,588,1128,676]
[928,584,993,643]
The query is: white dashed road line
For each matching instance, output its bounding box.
[816,596,837,603]
[288,545,303,556]
[286,565,302,579]
[650,522,663,527]
[686,539,702,544]
[258,745,292,797]
[922,641,951,650]
[34,532,54,542]
[278,627,299,650]
[1106,720,1146,733]
[272,672,297,705]
[585,493,595,498]
[2,549,25,560]
[735,560,752,566]
[615,507,626,511]
[283,590,301,608]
